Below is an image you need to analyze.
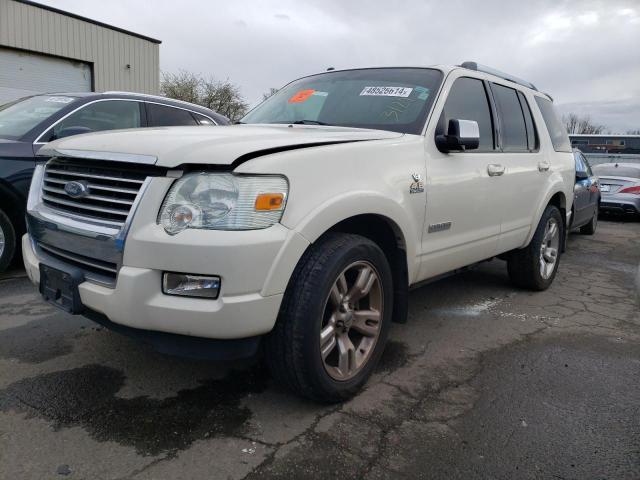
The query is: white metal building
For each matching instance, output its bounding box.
[0,0,160,105]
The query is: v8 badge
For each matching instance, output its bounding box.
[410,173,424,194]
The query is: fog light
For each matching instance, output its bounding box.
[162,273,221,299]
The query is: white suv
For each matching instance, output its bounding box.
[24,63,574,401]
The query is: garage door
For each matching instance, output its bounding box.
[0,47,92,106]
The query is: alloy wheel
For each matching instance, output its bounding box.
[539,218,560,279]
[319,261,384,381]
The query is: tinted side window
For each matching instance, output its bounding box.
[534,97,571,152]
[518,91,538,151]
[147,103,198,126]
[51,100,142,139]
[492,84,527,152]
[439,77,494,151]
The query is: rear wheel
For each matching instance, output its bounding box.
[580,206,598,235]
[507,205,563,291]
[0,208,16,273]
[265,233,393,402]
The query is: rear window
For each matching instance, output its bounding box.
[592,164,640,179]
[534,97,571,152]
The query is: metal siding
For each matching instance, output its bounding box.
[0,0,159,97]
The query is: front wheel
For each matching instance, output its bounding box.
[265,233,393,402]
[507,205,563,291]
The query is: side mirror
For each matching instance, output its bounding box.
[436,119,480,153]
[575,170,589,181]
[54,126,93,140]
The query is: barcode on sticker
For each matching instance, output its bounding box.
[360,86,413,97]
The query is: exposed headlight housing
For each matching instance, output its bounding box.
[159,173,288,234]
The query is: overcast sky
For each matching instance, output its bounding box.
[41,0,640,133]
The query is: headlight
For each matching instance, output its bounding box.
[159,173,288,234]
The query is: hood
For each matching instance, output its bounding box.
[0,137,34,158]
[37,124,403,168]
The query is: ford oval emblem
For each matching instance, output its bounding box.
[64,180,89,199]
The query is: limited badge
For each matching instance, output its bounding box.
[409,173,424,194]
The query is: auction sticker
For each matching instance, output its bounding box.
[360,86,413,97]
[288,89,316,103]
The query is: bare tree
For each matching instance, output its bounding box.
[262,88,279,101]
[200,79,248,121]
[160,71,248,122]
[626,129,640,135]
[563,113,607,135]
[160,71,200,105]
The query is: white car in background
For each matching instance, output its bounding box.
[23,63,574,401]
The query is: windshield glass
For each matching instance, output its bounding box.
[593,164,640,179]
[242,68,443,135]
[0,95,75,140]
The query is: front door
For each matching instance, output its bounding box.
[419,74,501,280]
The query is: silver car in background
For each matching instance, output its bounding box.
[592,163,640,218]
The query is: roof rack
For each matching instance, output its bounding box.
[460,61,538,91]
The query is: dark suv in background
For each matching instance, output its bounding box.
[0,92,229,271]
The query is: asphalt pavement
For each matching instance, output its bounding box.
[1,218,639,479]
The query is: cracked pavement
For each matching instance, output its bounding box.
[1,218,639,479]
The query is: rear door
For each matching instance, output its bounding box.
[489,83,545,253]
[420,74,501,279]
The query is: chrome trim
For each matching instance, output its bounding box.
[43,185,135,205]
[44,177,140,194]
[38,148,157,165]
[45,167,146,183]
[42,193,131,217]
[33,97,219,145]
[33,98,146,145]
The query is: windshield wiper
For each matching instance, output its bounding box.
[289,120,330,126]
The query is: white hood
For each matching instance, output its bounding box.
[38,124,403,168]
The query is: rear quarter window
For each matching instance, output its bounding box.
[534,97,571,152]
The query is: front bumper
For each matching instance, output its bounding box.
[23,222,305,340]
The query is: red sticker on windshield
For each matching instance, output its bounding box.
[288,89,316,103]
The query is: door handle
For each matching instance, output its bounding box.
[538,161,550,172]
[487,164,505,176]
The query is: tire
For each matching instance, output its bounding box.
[580,207,598,235]
[0,208,17,273]
[507,205,563,291]
[265,233,394,403]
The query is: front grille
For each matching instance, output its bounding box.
[37,242,118,283]
[42,158,163,227]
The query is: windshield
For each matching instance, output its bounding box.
[242,68,444,135]
[593,164,640,179]
[0,95,76,140]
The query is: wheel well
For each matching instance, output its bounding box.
[327,214,409,324]
[547,192,567,252]
[0,185,26,235]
